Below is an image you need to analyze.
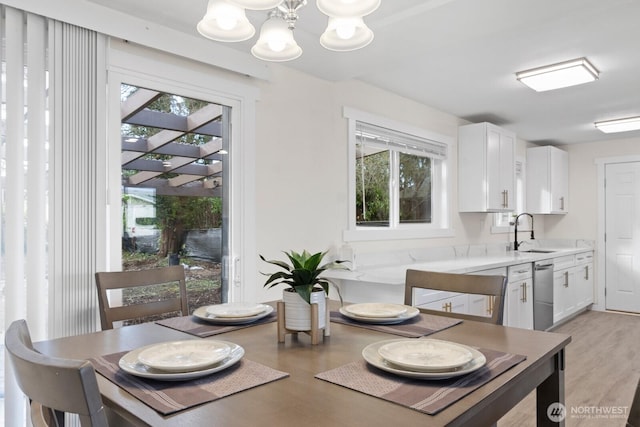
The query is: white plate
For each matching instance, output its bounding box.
[194,304,274,324]
[362,339,486,380]
[344,303,408,318]
[206,302,270,318]
[137,340,231,372]
[339,306,420,325]
[377,339,474,372]
[119,340,244,381]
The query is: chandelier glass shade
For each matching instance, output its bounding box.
[316,0,380,17]
[320,16,373,51]
[197,0,380,61]
[251,13,303,61]
[229,0,283,10]
[197,0,256,42]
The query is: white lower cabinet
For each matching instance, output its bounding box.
[553,251,593,324]
[574,252,594,309]
[420,293,469,314]
[505,263,533,329]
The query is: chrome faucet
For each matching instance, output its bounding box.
[513,213,534,251]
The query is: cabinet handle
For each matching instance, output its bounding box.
[442,302,452,312]
[502,190,509,208]
[487,297,494,315]
[585,265,589,280]
[560,196,565,210]
[564,271,569,287]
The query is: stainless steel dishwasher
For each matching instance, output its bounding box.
[533,260,554,330]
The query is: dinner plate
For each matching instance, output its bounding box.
[206,302,270,318]
[194,304,274,324]
[377,339,474,372]
[338,306,420,325]
[362,339,486,380]
[137,340,231,372]
[343,303,408,318]
[119,340,244,381]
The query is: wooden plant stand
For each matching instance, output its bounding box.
[277,299,330,345]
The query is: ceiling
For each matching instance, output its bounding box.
[88,0,640,145]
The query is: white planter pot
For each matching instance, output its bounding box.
[282,288,327,331]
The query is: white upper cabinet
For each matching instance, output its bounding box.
[526,146,568,214]
[458,122,516,212]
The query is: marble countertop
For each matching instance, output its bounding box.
[324,243,594,287]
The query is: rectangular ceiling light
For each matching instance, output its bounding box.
[595,116,640,133]
[516,57,599,92]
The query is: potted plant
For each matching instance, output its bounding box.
[260,250,346,331]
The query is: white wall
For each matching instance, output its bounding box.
[543,136,640,241]
[253,64,533,301]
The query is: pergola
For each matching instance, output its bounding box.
[120,88,226,197]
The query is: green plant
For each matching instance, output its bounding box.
[260,250,346,304]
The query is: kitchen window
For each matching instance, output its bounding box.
[343,108,453,241]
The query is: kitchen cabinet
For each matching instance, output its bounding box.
[574,251,594,309]
[469,267,507,320]
[527,146,568,214]
[415,267,506,319]
[552,251,594,324]
[458,122,516,212]
[505,263,533,329]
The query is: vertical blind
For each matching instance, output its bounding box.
[1,6,107,426]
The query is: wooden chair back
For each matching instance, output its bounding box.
[95,265,188,330]
[5,319,109,427]
[404,269,507,325]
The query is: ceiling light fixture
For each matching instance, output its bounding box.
[516,57,599,92]
[197,0,380,62]
[594,116,640,134]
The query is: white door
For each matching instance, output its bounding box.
[605,162,640,312]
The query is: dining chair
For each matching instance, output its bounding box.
[95,264,188,330]
[404,269,508,325]
[5,319,109,427]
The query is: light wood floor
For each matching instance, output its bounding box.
[498,309,640,426]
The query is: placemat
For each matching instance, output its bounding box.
[329,311,463,338]
[315,347,526,415]
[91,351,289,415]
[156,312,277,337]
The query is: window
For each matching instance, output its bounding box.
[344,108,453,241]
[492,157,526,232]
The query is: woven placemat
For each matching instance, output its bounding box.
[91,350,289,415]
[315,347,525,415]
[156,312,277,337]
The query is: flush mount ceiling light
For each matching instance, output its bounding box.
[516,57,599,92]
[594,116,640,134]
[197,0,380,61]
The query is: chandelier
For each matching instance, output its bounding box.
[197,0,380,62]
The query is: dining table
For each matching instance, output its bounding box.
[33,301,570,427]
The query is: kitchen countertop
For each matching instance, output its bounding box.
[325,243,594,287]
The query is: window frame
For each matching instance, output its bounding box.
[343,107,454,242]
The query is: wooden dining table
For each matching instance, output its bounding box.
[34,303,570,427]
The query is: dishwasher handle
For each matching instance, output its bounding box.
[534,263,554,270]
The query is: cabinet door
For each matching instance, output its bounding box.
[487,127,515,211]
[520,280,534,329]
[468,293,489,317]
[574,262,594,308]
[550,148,568,213]
[506,279,533,329]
